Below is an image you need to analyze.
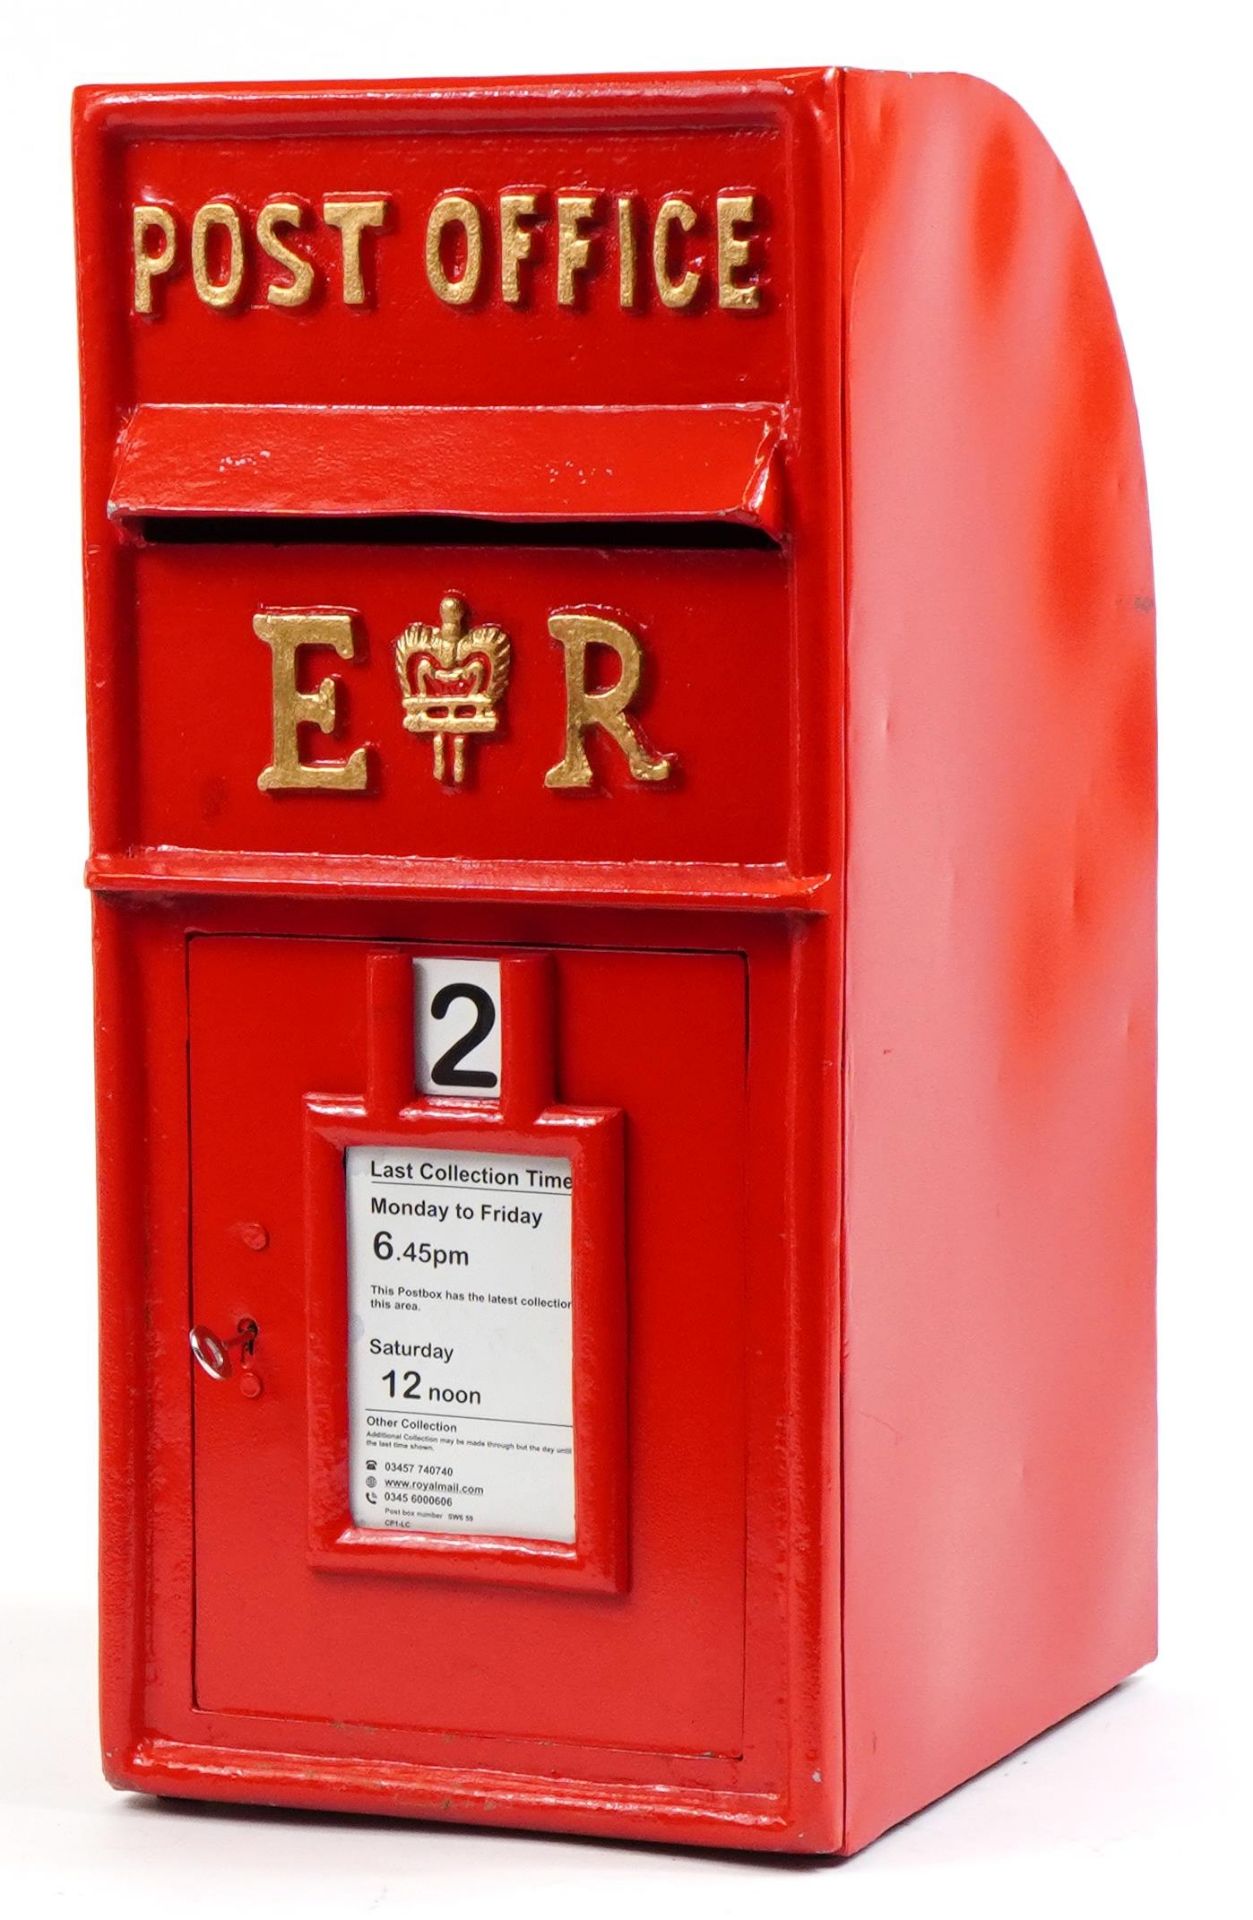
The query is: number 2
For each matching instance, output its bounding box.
[415,957,502,1098]
[429,983,498,1089]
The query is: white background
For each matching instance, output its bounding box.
[1,1,1248,1911]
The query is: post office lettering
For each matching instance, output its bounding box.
[129,191,763,314]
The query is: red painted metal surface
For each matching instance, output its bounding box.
[838,69,1157,1850]
[194,940,741,1734]
[74,66,1154,1853]
[115,540,795,867]
[110,402,785,532]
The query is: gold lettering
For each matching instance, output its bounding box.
[653,198,699,309]
[426,195,483,305]
[190,202,244,309]
[716,195,760,309]
[257,201,313,308]
[132,206,176,315]
[556,195,596,306]
[323,199,387,305]
[545,613,672,789]
[255,612,370,793]
[500,192,539,303]
[617,196,637,309]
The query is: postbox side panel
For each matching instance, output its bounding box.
[839,71,1156,1849]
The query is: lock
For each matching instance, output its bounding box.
[189,1318,259,1383]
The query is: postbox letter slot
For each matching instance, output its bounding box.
[108,403,786,540]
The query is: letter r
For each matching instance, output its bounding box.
[545,613,673,789]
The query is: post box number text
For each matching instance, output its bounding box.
[414,959,503,1100]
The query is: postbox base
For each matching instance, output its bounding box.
[108,1740,815,1852]
[104,1668,1142,1857]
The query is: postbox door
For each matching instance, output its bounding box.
[188,934,750,1759]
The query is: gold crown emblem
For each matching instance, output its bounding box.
[394,594,512,785]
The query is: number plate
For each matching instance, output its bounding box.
[345,1142,575,1541]
[414,958,502,1098]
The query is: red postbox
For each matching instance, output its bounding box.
[73,67,1156,1854]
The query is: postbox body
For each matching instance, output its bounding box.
[74,68,1156,1853]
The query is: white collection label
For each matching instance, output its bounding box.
[346,1144,575,1542]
